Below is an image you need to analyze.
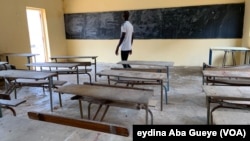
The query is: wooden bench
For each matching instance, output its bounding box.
[0,84,26,116]
[50,68,92,83]
[0,84,16,100]
[110,67,167,89]
[0,99,26,116]
[11,79,67,99]
[27,111,129,137]
[26,62,92,84]
[202,62,250,86]
[69,83,154,124]
[54,83,154,124]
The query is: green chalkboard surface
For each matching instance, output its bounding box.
[64,3,244,39]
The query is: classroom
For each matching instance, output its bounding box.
[0,0,250,140]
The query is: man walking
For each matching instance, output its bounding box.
[115,11,134,68]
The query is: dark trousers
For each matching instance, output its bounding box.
[121,50,131,68]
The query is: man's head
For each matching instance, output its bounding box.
[123,11,130,20]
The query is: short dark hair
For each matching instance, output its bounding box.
[123,11,130,18]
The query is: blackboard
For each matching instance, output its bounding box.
[64,3,244,39]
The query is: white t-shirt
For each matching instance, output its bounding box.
[120,21,133,51]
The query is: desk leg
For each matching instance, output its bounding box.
[244,51,248,64]
[0,106,2,118]
[166,67,169,92]
[145,105,148,125]
[94,58,97,82]
[77,66,79,84]
[232,52,236,66]
[160,80,163,111]
[222,51,227,67]
[5,56,9,63]
[48,77,54,112]
[209,49,212,65]
[27,57,31,70]
[107,76,110,85]
[206,96,210,124]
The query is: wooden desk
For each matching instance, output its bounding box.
[26,62,84,84]
[202,68,250,85]
[0,116,130,141]
[202,85,250,124]
[0,53,39,69]
[117,60,174,92]
[0,70,56,112]
[208,47,250,66]
[96,69,166,111]
[51,56,98,81]
[55,84,153,124]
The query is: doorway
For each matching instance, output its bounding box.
[26,7,49,62]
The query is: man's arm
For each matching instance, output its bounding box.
[131,33,134,45]
[129,33,134,55]
[115,32,126,55]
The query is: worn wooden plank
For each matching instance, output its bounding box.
[55,84,152,104]
[203,86,250,101]
[28,111,129,137]
[202,69,250,78]
[26,62,80,68]
[117,60,174,67]
[212,110,250,125]
[111,67,167,73]
[0,70,56,79]
[0,116,130,141]
[97,69,166,80]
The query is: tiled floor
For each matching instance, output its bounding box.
[0,63,206,139]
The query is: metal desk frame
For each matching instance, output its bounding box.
[50,56,98,81]
[97,69,166,111]
[117,60,174,93]
[26,62,83,84]
[0,53,39,69]
[203,85,250,124]
[208,47,250,67]
[0,70,56,112]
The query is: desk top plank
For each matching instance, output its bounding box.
[0,61,8,65]
[210,46,250,51]
[117,60,174,67]
[212,110,250,125]
[97,69,166,80]
[0,70,56,79]
[51,55,98,59]
[0,116,130,141]
[55,84,153,104]
[203,85,250,101]
[26,62,80,68]
[0,53,39,57]
[202,69,250,78]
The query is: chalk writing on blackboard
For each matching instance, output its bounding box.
[64,3,244,39]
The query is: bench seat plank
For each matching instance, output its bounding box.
[111,67,167,73]
[13,79,67,87]
[212,110,250,125]
[55,84,152,104]
[0,99,26,116]
[28,111,129,137]
[0,99,26,106]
